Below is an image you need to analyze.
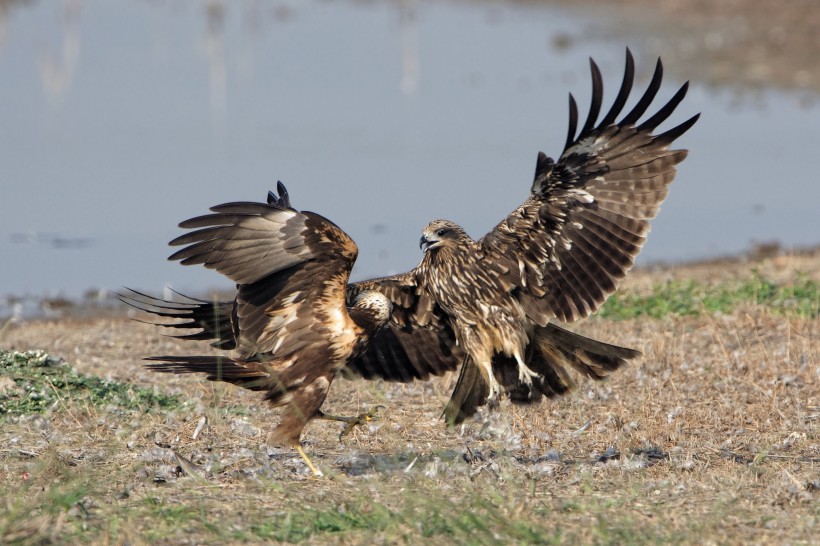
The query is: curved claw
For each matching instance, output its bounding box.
[294,444,324,478]
[340,405,386,439]
[486,394,501,410]
[316,406,386,441]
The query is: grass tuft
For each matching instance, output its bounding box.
[1,252,817,545]
[597,273,819,320]
[0,349,182,417]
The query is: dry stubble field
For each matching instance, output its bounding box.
[1,249,818,545]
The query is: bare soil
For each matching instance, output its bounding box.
[545,0,820,99]
[1,249,817,544]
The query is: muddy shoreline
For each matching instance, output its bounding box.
[3,243,818,324]
[542,0,820,97]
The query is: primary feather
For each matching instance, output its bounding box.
[123,183,393,448]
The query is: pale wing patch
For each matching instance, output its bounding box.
[170,206,316,285]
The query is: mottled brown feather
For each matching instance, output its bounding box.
[344,274,464,381]
[439,49,697,421]
[132,184,392,448]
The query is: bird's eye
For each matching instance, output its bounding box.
[436,228,447,237]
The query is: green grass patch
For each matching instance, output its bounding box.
[0,460,95,545]
[597,274,819,320]
[0,349,182,417]
[234,492,561,544]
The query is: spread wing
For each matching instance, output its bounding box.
[167,182,360,356]
[117,288,238,350]
[481,48,700,323]
[343,272,464,382]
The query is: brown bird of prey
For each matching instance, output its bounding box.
[128,49,697,458]
[350,48,699,423]
[124,184,395,477]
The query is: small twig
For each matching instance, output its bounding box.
[192,416,208,440]
[45,378,92,439]
[173,450,209,484]
[404,456,418,473]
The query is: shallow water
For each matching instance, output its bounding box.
[1,0,818,305]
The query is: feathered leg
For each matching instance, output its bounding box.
[442,356,491,425]
[267,373,335,477]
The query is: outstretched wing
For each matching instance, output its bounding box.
[344,272,464,382]
[482,49,699,323]
[167,182,360,356]
[117,288,237,350]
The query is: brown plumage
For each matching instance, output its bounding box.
[353,48,698,423]
[128,49,698,439]
[122,183,393,476]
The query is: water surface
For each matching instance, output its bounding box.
[1,0,818,306]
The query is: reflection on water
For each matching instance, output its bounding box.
[38,0,81,104]
[0,0,818,309]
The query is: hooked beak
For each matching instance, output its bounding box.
[419,234,441,253]
[419,235,430,253]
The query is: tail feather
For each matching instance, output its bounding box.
[145,354,332,445]
[145,355,282,396]
[535,323,640,380]
[442,323,640,423]
[442,356,489,426]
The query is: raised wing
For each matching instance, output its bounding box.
[344,272,464,382]
[167,182,360,355]
[482,48,699,323]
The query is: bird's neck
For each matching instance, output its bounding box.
[420,240,479,282]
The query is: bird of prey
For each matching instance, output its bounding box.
[123,185,396,477]
[352,48,699,423]
[128,49,697,462]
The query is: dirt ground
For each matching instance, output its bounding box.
[1,1,817,542]
[1,248,817,544]
[545,0,820,98]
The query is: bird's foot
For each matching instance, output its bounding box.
[487,378,502,409]
[487,392,501,409]
[317,406,385,441]
[294,444,324,478]
[517,363,540,386]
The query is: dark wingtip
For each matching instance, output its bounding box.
[597,47,635,129]
[268,180,293,210]
[654,111,700,147]
[579,57,604,137]
[564,93,579,150]
[534,151,554,180]
[167,246,183,261]
[620,56,663,126]
[637,80,691,132]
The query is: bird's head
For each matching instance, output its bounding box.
[419,220,467,253]
[351,290,392,329]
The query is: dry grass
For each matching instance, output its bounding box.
[547,0,820,95]
[1,251,817,545]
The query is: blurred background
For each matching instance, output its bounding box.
[1,0,818,317]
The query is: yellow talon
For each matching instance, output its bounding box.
[316,406,386,440]
[294,444,323,478]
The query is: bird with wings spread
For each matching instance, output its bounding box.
[122,186,397,477]
[125,49,697,475]
[353,48,698,423]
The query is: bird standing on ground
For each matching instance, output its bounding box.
[127,49,698,476]
[125,185,394,477]
[349,48,699,423]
